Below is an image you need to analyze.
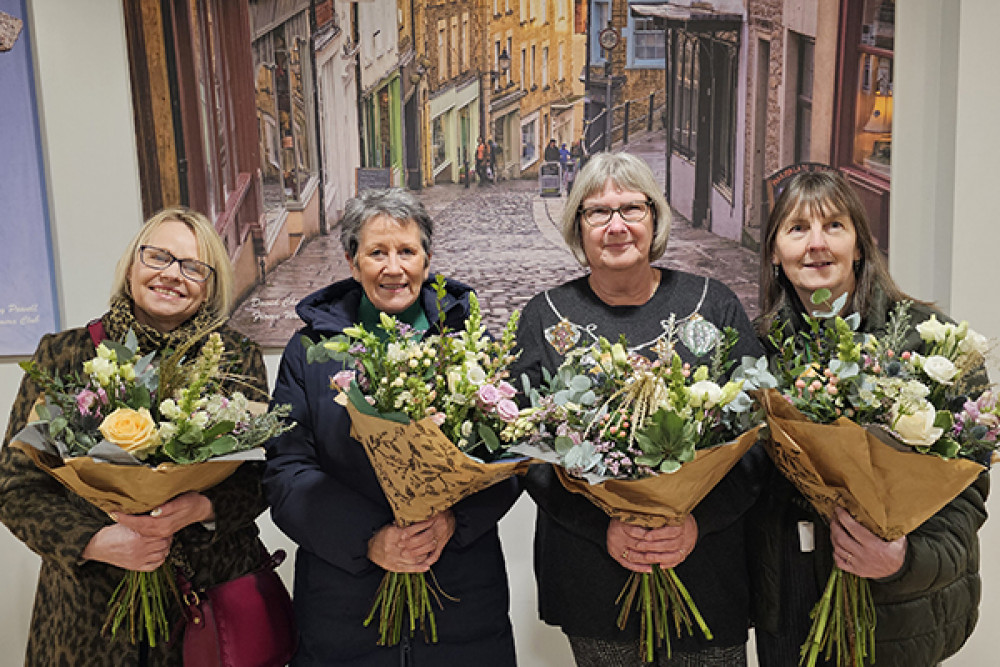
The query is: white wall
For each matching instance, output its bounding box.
[893,2,1000,665]
[2,1,999,665]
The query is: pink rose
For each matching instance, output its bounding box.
[496,399,519,423]
[429,412,447,427]
[477,384,501,406]
[331,370,356,390]
[497,380,517,399]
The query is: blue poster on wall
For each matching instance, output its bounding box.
[0,0,59,356]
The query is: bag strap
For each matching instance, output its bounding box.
[86,319,107,347]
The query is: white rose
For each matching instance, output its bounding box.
[892,402,944,448]
[921,355,958,385]
[959,330,989,357]
[916,316,948,343]
[688,381,723,409]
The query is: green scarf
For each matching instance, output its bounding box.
[357,293,429,341]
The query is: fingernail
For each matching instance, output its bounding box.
[150,508,162,517]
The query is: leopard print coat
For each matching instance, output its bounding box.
[0,301,269,666]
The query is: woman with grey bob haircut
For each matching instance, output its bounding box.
[511,152,765,665]
[561,151,671,267]
[339,188,433,263]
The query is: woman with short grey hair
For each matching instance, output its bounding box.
[511,152,765,666]
[339,188,434,263]
[265,187,519,665]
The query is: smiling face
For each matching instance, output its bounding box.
[129,219,208,332]
[579,179,653,277]
[772,202,861,309]
[348,215,430,314]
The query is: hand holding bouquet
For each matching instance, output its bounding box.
[12,329,293,646]
[750,289,993,667]
[514,325,762,662]
[304,276,526,646]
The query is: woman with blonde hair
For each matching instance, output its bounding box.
[0,206,269,666]
[512,152,766,666]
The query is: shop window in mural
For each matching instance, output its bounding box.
[853,0,893,178]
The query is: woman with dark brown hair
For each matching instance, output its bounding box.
[750,169,988,667]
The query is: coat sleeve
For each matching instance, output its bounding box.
[872,472,989,598]
[263,335,393,575]
[0,332,109,572]
[449,476,522,549]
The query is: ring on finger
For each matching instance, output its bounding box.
[622,548,630,561]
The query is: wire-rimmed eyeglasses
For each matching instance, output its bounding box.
[138,245,215,282]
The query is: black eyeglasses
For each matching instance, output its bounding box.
[579,200,653,227]
[138,245,215,282]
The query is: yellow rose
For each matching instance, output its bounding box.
[99,407,160,455]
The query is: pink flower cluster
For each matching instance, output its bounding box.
[75,387,108,417]
[477,381,519,423]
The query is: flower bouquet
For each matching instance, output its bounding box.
[751,290,993,667]
[10,329,293,647]
[512,326,763,662]
[303,276,528,646]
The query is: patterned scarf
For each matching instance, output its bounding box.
[103,295,223,355]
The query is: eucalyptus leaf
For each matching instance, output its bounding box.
[554,434,576,456]
[478,424,500,452]
[208,434,238,455]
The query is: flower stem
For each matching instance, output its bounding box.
[615,565,712,663]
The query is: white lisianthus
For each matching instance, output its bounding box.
[892,402,943,448]
[119,364,136,383]
[688,381,723,409]
[921,355,958,385]
[466,363,487,386]
[461,421,473,438]
[916,315,949,343]
[96,344,117,362]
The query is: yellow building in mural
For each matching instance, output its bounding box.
[488,0,584,178]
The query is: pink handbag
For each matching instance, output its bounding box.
[179,549,297,667]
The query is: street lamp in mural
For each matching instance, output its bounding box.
[598,24,619,152]
[489,49,512,88]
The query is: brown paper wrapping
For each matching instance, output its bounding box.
[759,388,985,541]
[555,426,761,529]
[10,440,242,515]
[8,397,256,515]
[341,397,529,525]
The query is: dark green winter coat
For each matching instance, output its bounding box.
[749,288,989,667]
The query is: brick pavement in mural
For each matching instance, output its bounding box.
[229,133,759,349]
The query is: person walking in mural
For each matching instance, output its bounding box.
[544,138,561,163]
[488,137,500,181]
[0,207,271,666]
[264,188,519,666]
[749,169,988,667]
[475,137,490,186]
[511,152,766,666]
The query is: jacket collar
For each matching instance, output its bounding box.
[295,277,473,336]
